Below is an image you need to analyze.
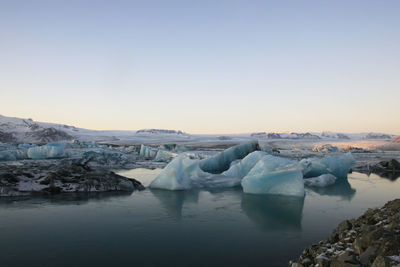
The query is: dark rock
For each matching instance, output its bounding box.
[359,245,380,265]
[290,199,400,267]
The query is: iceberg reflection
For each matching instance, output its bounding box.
[241,194,304,232]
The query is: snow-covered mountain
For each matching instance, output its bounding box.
[249,131,395,140]
[0,114,396,144]
[0,115,135,143]
[250,132,321,139]
[136,129,188,136]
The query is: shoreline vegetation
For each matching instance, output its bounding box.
[289,199,400,267]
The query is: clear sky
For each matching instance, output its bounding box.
[1,0,399,134]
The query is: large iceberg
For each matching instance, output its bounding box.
[199,140,259,173]
[149,156,242,190]
[300,152,355,179]
[241,155,305,197]
[150,141,260,190]
[27,143,65,159]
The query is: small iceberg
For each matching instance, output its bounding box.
[300,152,355,179]
[27,143,65,159]
[304,174,337,187]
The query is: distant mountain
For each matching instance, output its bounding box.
[0,115,135,144]
[250,131,395,140]
[365,132,393,139]
[250,132,320,140]
[321,131,350,140]
[135,129,188,136]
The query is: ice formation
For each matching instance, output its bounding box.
[312,144,339,153]
[150,141,260,190]
[149,156,241,190]
[139,145,158,159]
[222,151,267,179]
[241,155,305,197]
[300,152,355,179]
[150,146,305,197]
[155,150,177,162]
[199,140,259,173]
[27,143,65,159]
[304,174,337,187]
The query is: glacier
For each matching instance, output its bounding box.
[300,152,355,179]
[241,155,305,197]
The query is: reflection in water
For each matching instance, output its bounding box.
[0,192,133,208]
[306,178,356,201]
[241,194,304,232]
[150,189,199,219]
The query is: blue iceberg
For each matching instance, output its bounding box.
[199,140,259,174]
[27,143,65,159]
[241,155,305,197]
[300,152,355,179]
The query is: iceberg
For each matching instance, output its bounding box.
[0,150,17,161]
[149,156,242,190]
[0,149,28,161]
[155,150,177,162]
[27,143,65,159]
[304,174,337,187]
[241,155,305,197]
[312,144,339,153]
[222,151,267,178]
[139,145,158,159]
[150,141,260,190]
[199,140,259,174]
[300,152,355,179]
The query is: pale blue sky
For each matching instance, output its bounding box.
[1,0,399,134]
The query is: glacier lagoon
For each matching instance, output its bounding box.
[0,170,400,267]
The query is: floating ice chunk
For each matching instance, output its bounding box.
[304,174,337,187]
[149,156,208,190]
[0,149,28,161]
[312,144,339,153]
[222,151,267,178]
[18,143,37,149]
[155,150,177,162]
[199,141,259,174]
[139,145,158,159]
[300,152,355,179]
[241,155,305,197]
[0,151,17,161]
[27,143,65,159]
[149,155,242,190]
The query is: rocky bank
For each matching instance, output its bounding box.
[290,199,400,267]
[0,160,144,197]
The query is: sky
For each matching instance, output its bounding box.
[1,0,399,134]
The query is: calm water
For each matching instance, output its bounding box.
[1,170,399,267]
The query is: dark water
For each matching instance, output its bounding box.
[1,171,399,267]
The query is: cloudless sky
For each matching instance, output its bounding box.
[1,0,399,134]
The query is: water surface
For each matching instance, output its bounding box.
[0,171,399,267]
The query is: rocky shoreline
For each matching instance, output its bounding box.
[290,199,400,267]
[0,160,144,197]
